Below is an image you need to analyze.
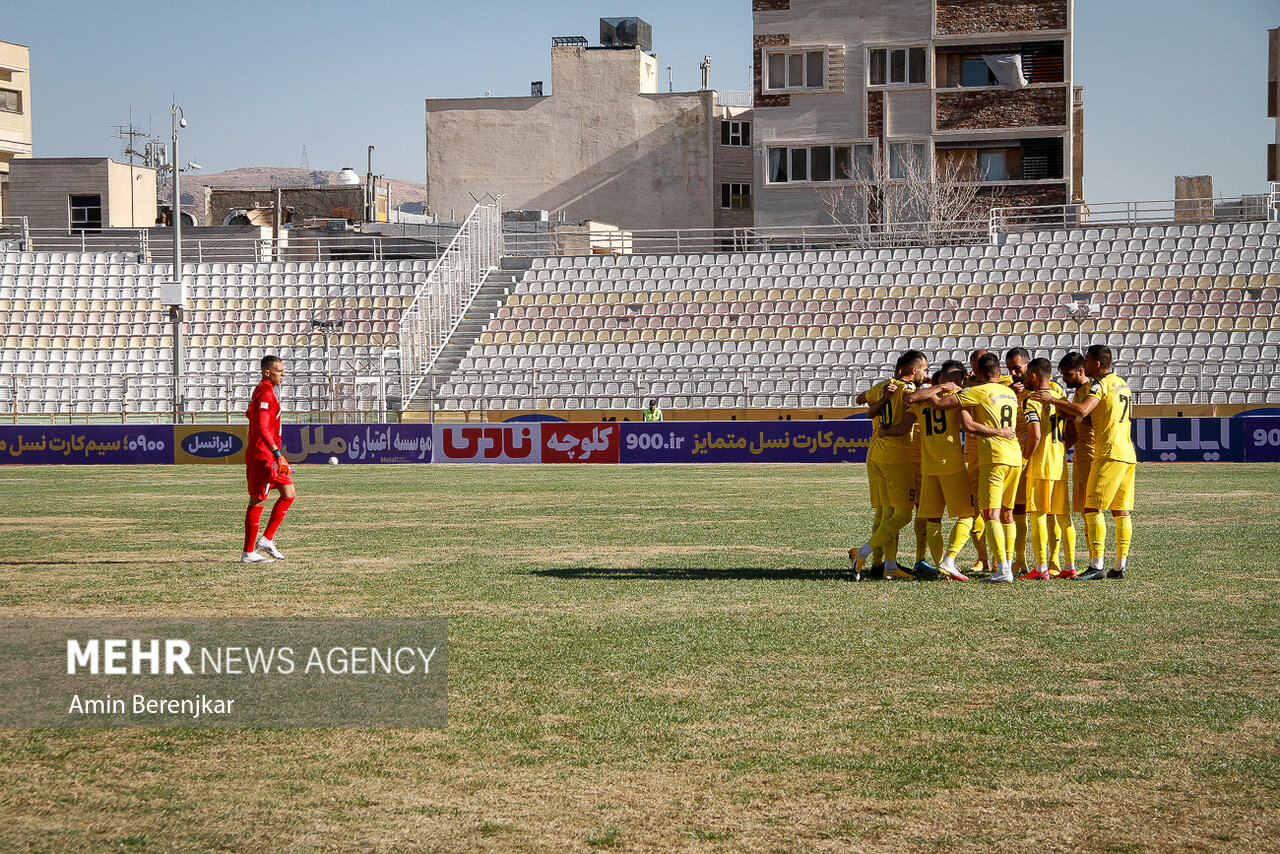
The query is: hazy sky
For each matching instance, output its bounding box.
[5,0,1277,203]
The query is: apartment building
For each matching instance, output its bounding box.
[752,0,1081,227]
[0,40,32,218]
[1269,27,1278,183]
[425,21,753,232]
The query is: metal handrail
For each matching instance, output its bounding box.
[398,203,502,404]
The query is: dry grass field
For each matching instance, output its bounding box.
[1,462,1278,853]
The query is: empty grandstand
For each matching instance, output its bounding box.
[1,194,1279,422]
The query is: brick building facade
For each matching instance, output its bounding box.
[751,0,1082,227]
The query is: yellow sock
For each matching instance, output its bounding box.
[971,514,988,564]
[871,505,885,564]
[1086,512,1107,563]
[914,516,929,563]
[1004,522,1018,564]
[870,506,914,563]
[926,522,944,565]
[1056,513,1076,567]
[1114,515,1132,563]
[946,516,974,559]
[985,517,1007,566]
[1030,512,1048,568]
[1012,513,1027,566]
[1046,514,1060,566]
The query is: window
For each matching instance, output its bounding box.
[979,151,1006,182]
[889,142,928,180]
[721,120,751,147]
[721,183,752,210]
[766,143,875,183]
[0,88,20,113]
[765,48,826,91]
[869,47,927,86]
[960,58,996,87]
[69,195,102,232]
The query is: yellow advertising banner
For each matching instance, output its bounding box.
[173,425,248,465]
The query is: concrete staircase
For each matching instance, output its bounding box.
[420,257,529,406]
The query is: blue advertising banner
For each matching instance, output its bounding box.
[284,424,432,464]
[620,420,874,463]
[0,426,171,465]
[1133,417,1244,463]
[1242,416,1280,462]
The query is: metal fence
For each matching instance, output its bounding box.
[398,203,502,405]
[989,188,1280,238]
[0,222,452,265]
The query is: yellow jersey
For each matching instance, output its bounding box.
[1072,384,1095,457]
[1023,392,1067,481]
[1087,373,1136,464]
[913,391,965,476]
[866,378,917,465]
[963,373,1013,461]
[956,382,1022,467]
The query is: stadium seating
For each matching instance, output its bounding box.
[0,254,423,416]
[1,220,1278,417]
[436,220,1280,410]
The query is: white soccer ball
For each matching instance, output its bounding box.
[328,456,339,466]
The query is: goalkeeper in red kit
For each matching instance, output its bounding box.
[241,355,295,563]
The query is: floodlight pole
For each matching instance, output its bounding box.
[171,104,186,423]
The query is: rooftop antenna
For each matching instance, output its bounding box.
[700,55,711,91]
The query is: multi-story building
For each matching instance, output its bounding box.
[1269,27,1278,183]
[0,40,32,218]
[751,0,1081,227]
[425,21,753,232]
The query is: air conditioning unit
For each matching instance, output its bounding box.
[600,17,652,51]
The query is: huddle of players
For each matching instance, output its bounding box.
[850,344,1136,582]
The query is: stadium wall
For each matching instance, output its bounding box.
[5,417,1280,465]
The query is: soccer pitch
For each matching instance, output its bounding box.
[2,463,1278,853]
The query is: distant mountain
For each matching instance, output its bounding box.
[160,167,429,224]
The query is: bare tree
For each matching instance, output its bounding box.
[815,145,991,246]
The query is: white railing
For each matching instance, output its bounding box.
[0,216,28,248]
[6,227,449,264]
[990,192,1275,238]
[503,219,991,259]
[399,202,502,405]
[714,89,753,107]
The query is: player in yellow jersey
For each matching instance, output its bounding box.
[1034,344,1135,580]
[852,350,928,580]
[962,349,1011,573]
[1054,351,1089,579]
[933,352,1022,582]
[857,360,918,578]
[903,360,991,581]
[1004,347,1033,573]
[1018,358,1074,580]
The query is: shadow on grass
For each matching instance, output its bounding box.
[529,566,861,581]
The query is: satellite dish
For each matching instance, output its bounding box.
[616,19,637,43]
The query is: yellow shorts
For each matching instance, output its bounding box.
[1086,459,1136,512]
[1014,464,1028,508]
[1027,477,1069,515]
[978,463,1020,512]
[913,465,922,508]
[1072,452,1093,513]
[869,458,917,510]
[920,470,975,519]
[868,456,884,508]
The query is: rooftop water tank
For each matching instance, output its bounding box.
[336,167,361,185]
